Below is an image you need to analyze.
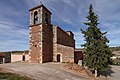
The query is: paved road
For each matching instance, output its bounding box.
[108,65,120,80]
[0,62,87,80]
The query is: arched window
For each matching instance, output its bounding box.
[34,11,38,24]
[45,12,49,24]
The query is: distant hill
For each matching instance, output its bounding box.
[76,46,120,52]
[109,46,120,52]
[0,50,28,54]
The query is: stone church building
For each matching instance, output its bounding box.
[0,4,83,64]
[29,4,75,63]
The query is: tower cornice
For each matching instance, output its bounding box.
[29,4,52,14]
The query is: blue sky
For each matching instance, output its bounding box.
[0,0,120,51]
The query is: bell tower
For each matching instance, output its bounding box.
[29,4,53,63]
[29,4,51,26]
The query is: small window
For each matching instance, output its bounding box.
[34,11,38,24]
[34,45,37,47]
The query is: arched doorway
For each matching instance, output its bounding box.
[57,54,60,62]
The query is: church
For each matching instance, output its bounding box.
[0,4,83,64]
[29,4,75,63]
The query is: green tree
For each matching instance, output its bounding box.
[81,4,113,77]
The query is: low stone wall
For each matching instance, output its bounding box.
[11,54,29,62]
[0,52,11,63]
[0,51,29,63]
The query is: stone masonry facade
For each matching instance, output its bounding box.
[53,26,75,62]
[29,4,75,63]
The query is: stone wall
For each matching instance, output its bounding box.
[29,24,53,63]
[29,24,42,63]
[53,26,75,63]
[0,52,11,63]
[57,27,75,47]
[0,51,29,63]
[42,24,53,63]
[56,44,74,62]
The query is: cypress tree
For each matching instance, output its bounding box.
[81,4,113,77]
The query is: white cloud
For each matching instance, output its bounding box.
[0,20,28,51]
[0,0,120,51]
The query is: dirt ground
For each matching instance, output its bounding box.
[107,65,120,80]
[0,62,94,80]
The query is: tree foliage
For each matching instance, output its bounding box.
[81,4,113,75]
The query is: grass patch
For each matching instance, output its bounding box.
[0,72,33,80]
